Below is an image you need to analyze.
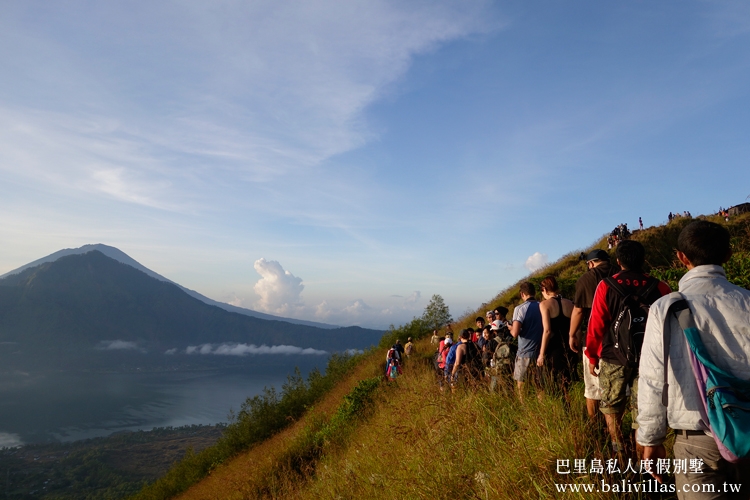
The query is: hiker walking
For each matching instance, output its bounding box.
[404,337,414,358]
[435,334,453,380]
[451,329,482,387]
[586,241,671,454]
[536,276,575,394]
[569,249,618,420]
[393,339,404,360]
[385,348,402,381]
[510,282,543,399]
[638,221,750,496]
[478,326,498,378]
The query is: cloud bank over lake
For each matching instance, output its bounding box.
[185,343,328,356]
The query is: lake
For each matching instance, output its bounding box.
[0,355,327,446]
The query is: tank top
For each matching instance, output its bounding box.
[549,296,571,354]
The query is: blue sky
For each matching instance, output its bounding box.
[1,1,749,329]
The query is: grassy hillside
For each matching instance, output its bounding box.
[139,212,750,499]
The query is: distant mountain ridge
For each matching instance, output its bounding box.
[0,244,339,329]
[0,250,383,372]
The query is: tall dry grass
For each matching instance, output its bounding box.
[274,353,665,499]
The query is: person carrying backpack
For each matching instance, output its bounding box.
[569,249,620,420]
[444,335,462,388]
[385,349,402,381]
[489,326,517,392]
[586,240,671,454]
[452,329,483,387]
[638,221,750,496]
[393,340,404,360]
[404,337,414,358]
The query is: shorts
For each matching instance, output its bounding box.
[598,359,636,417]
[513,356,536,382]
[582,348,601,400]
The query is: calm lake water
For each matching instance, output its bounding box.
[0,355,326,446]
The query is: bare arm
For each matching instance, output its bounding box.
[537,300,552,367]
[569,306,583,353]
[452,344,465,375]
[510,320,521,339]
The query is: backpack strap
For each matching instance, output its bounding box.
[603,275,626,298]
[661,292,689,407]
[639,277,660,302]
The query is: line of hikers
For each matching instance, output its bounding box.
[385,338,413,381]
[429,220,750,499]
[432,277,577,399]
[608,223,631,249]
[668,211,692,222]
[431,305,519,393]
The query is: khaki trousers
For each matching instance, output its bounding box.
[674,432,750,500]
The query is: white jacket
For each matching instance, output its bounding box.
[637,265,750,447]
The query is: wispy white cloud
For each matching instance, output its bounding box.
[0,1,498,217]
[185,343,327,356]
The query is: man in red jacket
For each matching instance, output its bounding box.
[586,240,671,455]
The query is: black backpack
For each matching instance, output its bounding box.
[463,342,483,378]
[604,276,660,367]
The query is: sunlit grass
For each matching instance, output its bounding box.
[285,355,637,499]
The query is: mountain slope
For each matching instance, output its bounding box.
[0,250,382,372]
[0,244,339,329]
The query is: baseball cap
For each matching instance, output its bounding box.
[586,249,610,262]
